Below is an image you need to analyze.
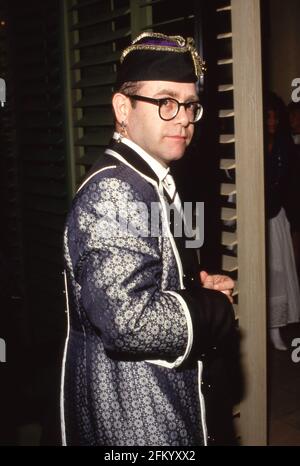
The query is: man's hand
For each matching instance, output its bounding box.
[200,270,234,303]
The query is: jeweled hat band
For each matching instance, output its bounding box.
[116,32,205,89]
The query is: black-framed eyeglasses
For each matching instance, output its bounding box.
[128,95,203,123]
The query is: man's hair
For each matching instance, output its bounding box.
[266,92,289,133]
[115,81,143,108]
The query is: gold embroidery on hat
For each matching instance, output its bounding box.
[120,33,205,79]
[185,37,206,79]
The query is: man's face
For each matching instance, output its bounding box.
[125,81,198,166]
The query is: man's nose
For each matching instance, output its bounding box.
[175,104,190,126]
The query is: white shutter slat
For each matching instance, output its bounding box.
[222,255,238,272]
[217,32,232,39]
[221,207,237,221]
[232,280,238,296]
[221,183,236,196]
[218,84,234,92]
[220,158,236,170]
[233,304,239,319]
[220,134,235,143]
[216,5,232,12]
[219,109,234,117]
[217,58,233,65]
[222,231,238,247]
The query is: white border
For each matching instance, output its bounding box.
[60,270,71,446]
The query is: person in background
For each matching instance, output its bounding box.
[265,93,300,350]
[287,100,300,278]
[288,101,300,145]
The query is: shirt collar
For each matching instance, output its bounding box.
[113,132,169,182]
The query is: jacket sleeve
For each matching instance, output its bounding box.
[176,287,237,362]
[66,173,235,365]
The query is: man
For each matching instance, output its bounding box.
[61,33,238,446]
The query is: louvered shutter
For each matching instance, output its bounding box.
[214,1,241,442]
[0,14,24,298]
[64,0,137,188]
[217,0,267,445]
[5,0,68,346]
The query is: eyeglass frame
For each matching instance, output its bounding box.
[126,94,203,123]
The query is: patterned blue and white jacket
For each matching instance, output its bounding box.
[60,138,237,446]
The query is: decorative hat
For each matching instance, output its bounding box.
[116,32,205,88]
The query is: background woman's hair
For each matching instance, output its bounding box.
[266,91,290,138]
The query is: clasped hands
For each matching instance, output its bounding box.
[200,270,234,304]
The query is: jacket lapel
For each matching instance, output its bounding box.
[108,139,160,185]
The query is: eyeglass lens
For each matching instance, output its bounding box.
[159,99,202,122]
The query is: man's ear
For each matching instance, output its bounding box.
[112,93,130,124]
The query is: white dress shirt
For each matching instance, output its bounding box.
[113,132,182,211]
